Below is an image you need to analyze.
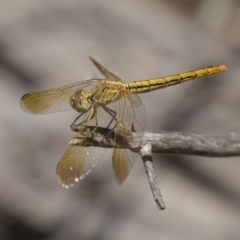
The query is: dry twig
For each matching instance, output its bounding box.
[70,125,240,209]
[140,143,165,210]
[71,126,240,157]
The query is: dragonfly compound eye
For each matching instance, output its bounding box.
[70,90,91,112]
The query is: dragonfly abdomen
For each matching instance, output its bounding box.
[127,65,226,94]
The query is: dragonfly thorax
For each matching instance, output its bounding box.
[70,89,92,112]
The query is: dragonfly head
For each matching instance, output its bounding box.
[70,90,92,112]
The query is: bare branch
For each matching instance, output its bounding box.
[140,143,165,210]
[70,125,240,157]
[70,125,239,210]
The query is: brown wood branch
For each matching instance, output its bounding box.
[70,125,240,157]
[140,143,165,210]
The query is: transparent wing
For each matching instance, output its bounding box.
[127,93,146,135]
[20,79,100,114]
[111,93,146,184]
[112,148,139,185]
[57,133,106,188]
[89,57,122,81]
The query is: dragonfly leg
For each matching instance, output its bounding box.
[70,108,92,131]
[84,106,99,137]
[71,107,94,132]
[73,106,100,138]
[102,105,118,129]
[101,105,125,140]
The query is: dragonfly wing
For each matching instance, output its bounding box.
[112,148,138,185]
[127,93,146,134]
[110,93,146,185]
[89,57,122,81]
[57,133,106,188]
[20,79,99,114]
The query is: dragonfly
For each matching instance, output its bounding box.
[20,57,226,188]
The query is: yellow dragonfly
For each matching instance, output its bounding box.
[20,57,226,188]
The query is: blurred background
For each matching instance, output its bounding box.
[0,0,240,239]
